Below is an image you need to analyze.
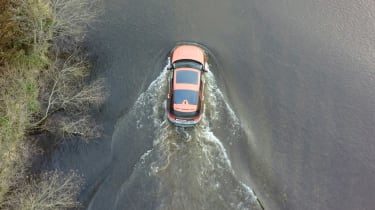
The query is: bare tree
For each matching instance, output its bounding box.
[32,52,107,140]
[5,170,83,210]
[58,115,103,141]
[50,0,102,51]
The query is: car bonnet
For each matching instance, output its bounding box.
[171,45,205,64]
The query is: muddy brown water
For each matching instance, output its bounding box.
[48,0,375,209]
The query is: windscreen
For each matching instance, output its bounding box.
[173,60,203,70]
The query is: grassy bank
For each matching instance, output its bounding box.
[0,0,104,209]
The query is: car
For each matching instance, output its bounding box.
[166,44,208,127]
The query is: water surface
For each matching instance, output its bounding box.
[50,0,375,209]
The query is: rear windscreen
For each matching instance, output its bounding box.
[173,90,198,105]
[176,70,198,84]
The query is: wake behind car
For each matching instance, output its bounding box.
[166,44,208,127]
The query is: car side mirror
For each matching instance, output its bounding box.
[167,64,175,70]
[201,64,208,72]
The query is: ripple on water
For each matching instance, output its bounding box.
[109,60,261,210]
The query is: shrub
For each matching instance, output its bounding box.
[0,0,51,65]
[0,0,104,208]
[0,142,36,208]
[33,51,107,139]
[50,0,101,52]
[5,170,83,210]
[58,115,102,141]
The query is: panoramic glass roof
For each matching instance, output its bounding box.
[176,70,198,84]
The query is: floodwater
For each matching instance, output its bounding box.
[48,0,375,209]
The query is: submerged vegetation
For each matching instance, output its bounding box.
[0,0,104,209]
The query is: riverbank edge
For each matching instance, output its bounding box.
[0,0,103,209]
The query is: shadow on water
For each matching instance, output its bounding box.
[85,59,263,210]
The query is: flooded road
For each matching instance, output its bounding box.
[49,0,375,209]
